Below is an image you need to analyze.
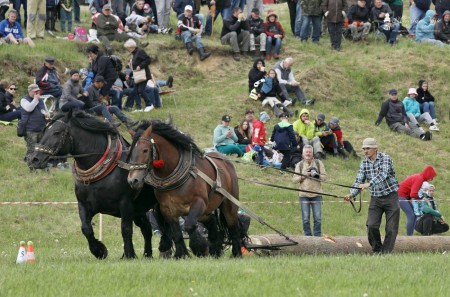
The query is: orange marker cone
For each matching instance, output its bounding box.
[16,241,27,264]
[26,241,36,263]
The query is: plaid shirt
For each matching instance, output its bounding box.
[350,152,399,198]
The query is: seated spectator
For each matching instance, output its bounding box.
[82,75,136,128]
[326,117,360,159]
[244,109,255,135]
[60,69,87,111]
[371,0,400,45]
[234,118,252,145]
[314,113,348,160]
[248,58,266,93]
[35,56,63,111]
[293,109,324,159]
[125,14,159,36]
[347,0,371,43]
[0,9,35,47]
[375,89,431,141]
[252,111,270,165]
[398,166,437,236]
[416,80,437,123]
[263,10,285,60]
[416,10,445,46]
[434,10,450,43]
[247,8,266,58]
[213,115,246,156]
[413,183,449,235]
[0,80,21,122]
[220,7,250,61]
[274,57,315,106]
[403,88,439,131]
[270,112,297,172]
[178,5,211,61]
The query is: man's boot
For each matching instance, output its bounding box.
[198,47,211,61]
[186,42,194,55]
[338,147,349,160]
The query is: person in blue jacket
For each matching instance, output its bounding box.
[0,9,35,47]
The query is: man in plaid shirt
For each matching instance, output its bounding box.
[345,138,400,254]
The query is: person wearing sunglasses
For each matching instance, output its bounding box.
[0,80,21,122]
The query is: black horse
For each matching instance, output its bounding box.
[29,110,172,259]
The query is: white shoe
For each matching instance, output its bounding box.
[283,100,292,107]
[144,105,154,112]
[430,125,439,131]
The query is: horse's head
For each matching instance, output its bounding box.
[127,124,154,190]
[29,114,72,169]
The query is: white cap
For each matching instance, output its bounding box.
[185,5,193,11]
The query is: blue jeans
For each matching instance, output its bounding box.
[231,0,245,10]
[109,89,123,109]
[294,3,304,37]
[409,4,426,34]
[399,197,416,236]
[181,31,204,48]
[145,86,161,107]
[380,22,400,44]
[421,102,436,119]
[300,196,322,236]
[300,15,321,42]
[0,109,21,121]
[266,36,282,54]
[134,81,153,107]
[205,7,231,35]
[60,8,73,32]
[89,104,127,122]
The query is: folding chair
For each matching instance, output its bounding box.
[159,90,177,108]
[41,95,57,115]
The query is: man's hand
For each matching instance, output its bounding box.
[344,194,353,202]
[359,183,370,191]
[136,66,141,71]
[439,216,445,224]
[290,81,300,87]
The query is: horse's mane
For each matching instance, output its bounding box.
[52,110,118,135]
[132,120,203,155]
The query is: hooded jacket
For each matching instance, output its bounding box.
[248,58,266,92]
[434,10,450,42]
[398,166,437,199]
[402,96,422,118]
[416,10,437,41]
[293,109,315,140]
[270,120,298,150]
[416,80,435,104]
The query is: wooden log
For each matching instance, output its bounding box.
[248,235,450,255]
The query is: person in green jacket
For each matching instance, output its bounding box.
[293,109,324,159]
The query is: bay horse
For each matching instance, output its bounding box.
[127,120,242,258]
[29,110,172,259]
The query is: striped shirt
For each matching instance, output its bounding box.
[350,152,399,198]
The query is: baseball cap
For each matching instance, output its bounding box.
[28,84,40,92]
[44,56,56,64]
[102,4,112,11]
[185,5,193,11]
[329,117,340,125]
[94,75,106,83]
[222,115,231,122]
[388,89,398,95]
[251,8,260,14]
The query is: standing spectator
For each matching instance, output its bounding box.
[347,0,371,43]
[415,10,445,46]
[213,115,246,156]
[344,138,400,254]
[0,10,35,47]
[416,80,438,123]
[414,183,449,235]
[20,84,49,166]
[0,80,21,122]
[299,0,323,43]
[293,144,327,236]
[388,0,403,22]
[371,0,400,45]
[0,0,8,22]
[27,0,47,39]
[60,0,73,33]
[248,57,266,93]
[434,10,450,43]
[287,0,298,36]
[205,0,232,36]
[124,39,155,112]
[178,5,211,61]
[375,89,431,141]
[156,0,171,29]
[111,0,126,24]
[274,57,315,106]
[35,56,63,110]
[220,7,250,61]
[252,111,270,165]
[263,10,285,60]
[322,0,348,50]
[270,113,298,172]
[409,0,431,35]
[398,166,437,236]
[45,0,58,32]
[403,87,439,131]
[12,0,27,28]
[435,0,450,19]
[248,8,266,58]
[86,44,119,104]
[245,0,263,21]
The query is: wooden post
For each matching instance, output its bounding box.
[99,214,103,242]
[248,235,450,255]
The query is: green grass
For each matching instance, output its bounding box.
[1,3,450,297]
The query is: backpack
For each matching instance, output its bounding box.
[109,55,123,72]
[74,26,89,42]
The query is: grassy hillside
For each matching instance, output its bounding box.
[1,4,449,296]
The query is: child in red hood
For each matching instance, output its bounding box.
[398,166,437,235]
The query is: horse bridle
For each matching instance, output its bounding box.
[127,136,158,171]
[34,119,72,156]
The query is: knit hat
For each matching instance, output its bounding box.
[329,117,340,125]
[362,138,378,149]
[316,113,325,121]
[70,69,79,76]
[260,111,270,122]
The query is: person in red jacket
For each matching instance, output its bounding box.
[263,10,285,61]
[398,165,436,235]
[252,111,270,165]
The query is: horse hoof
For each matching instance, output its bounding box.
[143,251,153,258]
[159,249,173,259]
[90,241,108,259]
[121,253,137,259]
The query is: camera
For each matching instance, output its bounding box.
[307,167,320,179]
